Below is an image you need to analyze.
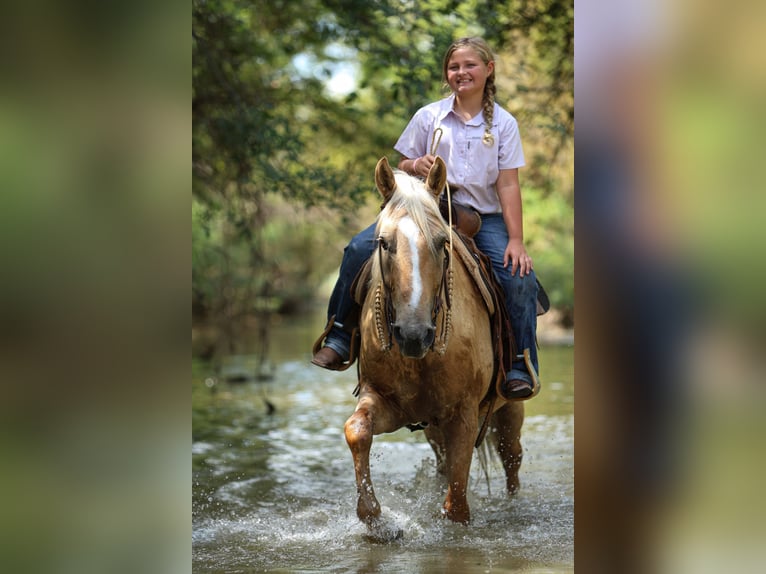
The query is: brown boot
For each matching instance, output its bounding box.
[500,369,535,400]
[311,346,345,371]
[503,377,534,399]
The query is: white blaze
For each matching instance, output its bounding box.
[398,216,422,308]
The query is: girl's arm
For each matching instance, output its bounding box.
[496,168,533,277]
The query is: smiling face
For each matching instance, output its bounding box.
[444,46,494,98]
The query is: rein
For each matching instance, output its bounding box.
[374,137,455,354]
[432,243,453,355]
[373,238,454,354]
[374,239,395,352]
[432,130,454,355]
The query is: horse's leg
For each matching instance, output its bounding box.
[344,392,401,525]
[492,401,525,494]
[424,425,447,476]
[439,408,479,524]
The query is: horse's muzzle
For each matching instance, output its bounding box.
[392,322,435,358]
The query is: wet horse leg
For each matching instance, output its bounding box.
[424,425,447,476]
[440,410,479,524]
[343,393,400,525]
[492,401,525,494]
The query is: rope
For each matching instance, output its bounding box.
[430,127,443,155]
[374,130,454,355]
[430,128,454,355]
[374,283,389,352]
[430,129,453,274]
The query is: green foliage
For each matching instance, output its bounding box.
[192,0,573,339]
[524,187,574,313]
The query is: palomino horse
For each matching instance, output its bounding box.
[344,156,525,533]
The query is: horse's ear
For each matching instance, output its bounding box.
[375,156,396,202]
[426,156,447,198]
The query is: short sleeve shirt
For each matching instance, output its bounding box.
[394,94,525,214]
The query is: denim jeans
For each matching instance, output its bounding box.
[322,215,539,375]
[473,213,539,374]
[322,222,377,358]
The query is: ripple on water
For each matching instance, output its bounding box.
[193,432,572,571]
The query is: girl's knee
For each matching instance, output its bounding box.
[507,272,538,297]
[346,235,374,259]
[346,226,376,257]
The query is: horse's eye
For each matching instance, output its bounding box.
[378,237,389,251]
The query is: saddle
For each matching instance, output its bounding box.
[439,196,482,238]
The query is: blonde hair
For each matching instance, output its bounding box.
[442,37,496,147]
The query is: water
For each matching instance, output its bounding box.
[192,313,573,573]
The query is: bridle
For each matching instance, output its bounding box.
[373,219,454,355]
[374,133,455,355]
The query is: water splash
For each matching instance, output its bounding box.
[193,357,573,572]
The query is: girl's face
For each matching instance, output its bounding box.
[445,47,494,97]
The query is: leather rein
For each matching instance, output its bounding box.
[373,225,453,355]
[375,139,455,355]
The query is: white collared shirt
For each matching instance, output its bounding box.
[394,94,525,214]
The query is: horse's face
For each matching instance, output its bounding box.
[377,213,448,358]
[374,157,449,359]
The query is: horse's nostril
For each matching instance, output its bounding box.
[393,323,435,350]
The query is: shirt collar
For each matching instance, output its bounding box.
[437,94,486,126]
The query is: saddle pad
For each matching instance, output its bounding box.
[450,234,496,315]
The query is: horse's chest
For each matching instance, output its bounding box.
[369,367,458,408]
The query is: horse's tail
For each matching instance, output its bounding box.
[474,433,501,496]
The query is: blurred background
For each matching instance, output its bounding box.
[0,0,763,572]
[576,0,766,572]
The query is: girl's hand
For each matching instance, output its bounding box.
[503,238,533,277]
[413,154,435,177]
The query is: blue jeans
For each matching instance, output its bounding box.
[322,222,378,358]
[473,214,539,374]
[322,215,539,375]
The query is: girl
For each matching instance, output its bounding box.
[312,37,539,399]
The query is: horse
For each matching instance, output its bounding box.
[344,156,525,535]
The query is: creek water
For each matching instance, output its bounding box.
[192,312,573,573]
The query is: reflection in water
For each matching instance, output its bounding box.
[193,317,573,573]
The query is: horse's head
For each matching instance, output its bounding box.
[373,156,450,358]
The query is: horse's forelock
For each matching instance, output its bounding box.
[377,171,447,259]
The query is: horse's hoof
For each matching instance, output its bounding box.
[441,506,470,524]
[362,528,403,543]
[363,516,404,543]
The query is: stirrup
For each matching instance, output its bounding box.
[311,315,358,372]
[497,348,541,402]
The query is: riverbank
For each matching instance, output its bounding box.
[538,308,575,346]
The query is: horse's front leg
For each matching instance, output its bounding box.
[344,403,379,524]
[344,392,400,526]
[440,408,480,524]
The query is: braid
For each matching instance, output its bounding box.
[442,37,497,147]
[482,78,496,147]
